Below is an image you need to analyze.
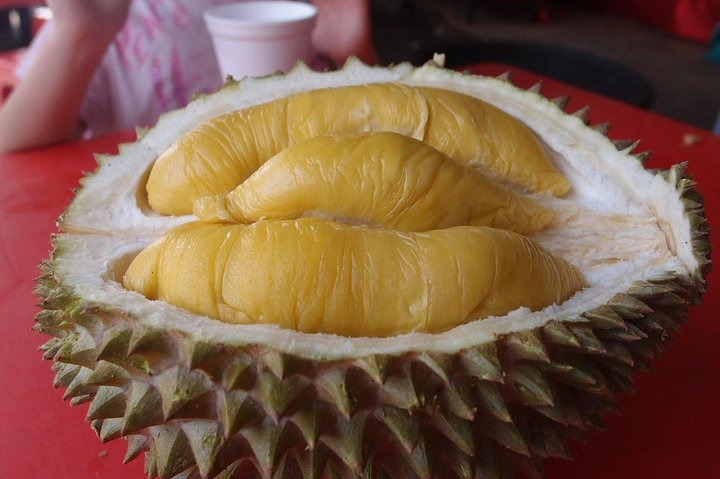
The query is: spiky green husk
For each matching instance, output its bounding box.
[35,263,701,479]
[35,67,710,479]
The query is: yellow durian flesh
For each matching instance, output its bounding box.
[146,83,570,216]
[123,220,584,337]
[193,132,554,234]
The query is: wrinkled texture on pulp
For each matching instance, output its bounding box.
[123,220,584,337]
[146,83,570,215]
[193,132,554,234]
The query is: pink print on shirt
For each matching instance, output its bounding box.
[114,0,201,111]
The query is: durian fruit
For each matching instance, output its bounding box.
[122,220,583,337]
[36,57,710,479]
[192,132,554,234]
[146,82,570,215]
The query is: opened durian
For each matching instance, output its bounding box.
[36,57,709,479]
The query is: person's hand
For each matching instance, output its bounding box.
[46,0,131,43]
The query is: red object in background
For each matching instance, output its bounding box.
[595,0,720,43]
[0,64,718,478]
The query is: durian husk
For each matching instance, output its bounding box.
[35,57,710,479]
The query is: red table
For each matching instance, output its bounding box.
[1,64,718,478]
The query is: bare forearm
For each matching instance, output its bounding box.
[0,0,130,153]
[0,28,112,153]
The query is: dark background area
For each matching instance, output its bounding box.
[370,0,720,131]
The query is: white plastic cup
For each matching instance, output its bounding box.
[204,1,318,80]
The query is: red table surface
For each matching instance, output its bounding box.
[0,64,718,479]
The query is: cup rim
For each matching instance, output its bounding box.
[204,1,318,29]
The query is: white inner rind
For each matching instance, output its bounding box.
[55,58,697,359]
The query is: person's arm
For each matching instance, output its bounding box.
[0,0,130,153]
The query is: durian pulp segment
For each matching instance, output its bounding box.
[193,132,554,234]
[123,220,584,337]
[146,83,570,215]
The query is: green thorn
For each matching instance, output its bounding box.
[124,434,150,464]
[122,381,164,434]
[87,385,127,421]
[542,321,581,348]
[153,425,194,479]
[508,363,554,408]
[182,420,224,478]
[84,360,131,387]
[457,345,502,383]
[504,330,550,364]
[476,381,512,423]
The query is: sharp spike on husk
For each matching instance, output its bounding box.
[41,337,63,360]
[290,408,321,450]
[503,330,550,364]
[240,419,282,475]
[527,81,542,94]
[542,321,581,348]
[457,345,503,383]
[507,364,554,407]
[155,366,214,420]
[628,281,675,299]
[413,352,451,386]
[128,326,175,359]
[439,380,477,421]
[550,95,569,110]
[375,406,420,455]
[55,328,97,368]
[63,367,95,401]
[84,359,131,386]
[122,381,164,434]
[69,394,94,406]
[218,390,265,439]
[181,420,224,478]
[583,306,629,330]
[354,355,392,384]
[476,381,512,423]
[534,384,584,428]
[222,355,255,391]
[153,425,195,479]
[53,362,82,388]
[96,324,132,360]
[256,374,312,420]
[99,418,124,443]
[91,419,103,437]
[566,324,606,354]
[315,369,351,419]
[601,340,635,366]
[381,367,420,410]
[546,361,596,387]
[171,467,198,479]
[319,412,369,474]
[144,442,158,477]
[613,139,639,152]
[571,106,590,123]
[633,151,651,165]
[595,325,646,342]
[87,385,127,421]
[591,122,610,135]
[496,71,512,82]
[478,413,530,457]
[257,350,285,379]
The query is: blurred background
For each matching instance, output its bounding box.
[370,0,720,131]
[2,0,720,131]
